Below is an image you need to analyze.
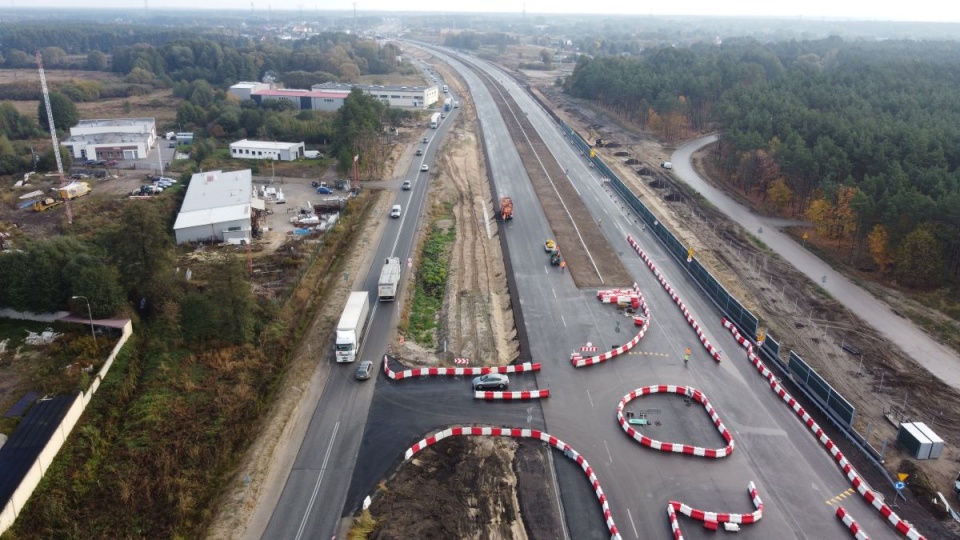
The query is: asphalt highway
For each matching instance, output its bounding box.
[263,45,912,540]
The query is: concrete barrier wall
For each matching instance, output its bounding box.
[0,319,133,535]
[0,309,70,323]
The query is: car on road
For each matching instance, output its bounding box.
[355,360,374,380]
[390,204,402,218]
[168,142,177,148]
[415,149,423,156]
[472,373,509,390]
[420,164,429,172]
[422,137,429,143]
[402,180,412,190]
[660,161,673,169]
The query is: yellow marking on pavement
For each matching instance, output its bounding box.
[825,488,855,506]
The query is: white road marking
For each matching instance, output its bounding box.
[482,204,492,239]
[627,508,640,538]
[560,314,567,327]
[295,421,340,540]
[552,288,557,298]
[586,389,594,408]
[604,440,613,463]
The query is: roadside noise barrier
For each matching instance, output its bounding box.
[627,235,722,362]
[723,319,925,540]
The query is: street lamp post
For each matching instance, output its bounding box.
[71,295,97,349]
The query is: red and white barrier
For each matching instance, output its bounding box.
[572,282,651,368]
[722,319,926,540]
[403,426,621,540]
[474,389,550,400]
[616,385,734,458]
[837,506,871,539]
[665,482,764,539]
[383,356,541,380]
[626,235,723,363]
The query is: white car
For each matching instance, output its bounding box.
[660,161,673,169]
[420,164,429,172]
[390,204,402,218]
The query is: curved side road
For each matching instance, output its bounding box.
[672,136,960,389]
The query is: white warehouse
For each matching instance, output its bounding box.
[250,88,350,111]
[61,117,157,161]
[173,169,264,245]
[229,140,305,161]
[312,82,439,110]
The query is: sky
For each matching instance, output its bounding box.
[14,0,960,23]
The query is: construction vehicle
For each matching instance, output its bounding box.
[33,197,63,212]
[58,181,91,200]
[544,239,557,252]
[36,51,73,223]
[500,197,513,220]
[378,257,402,301]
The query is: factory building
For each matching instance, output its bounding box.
[312,82,439,109]
[229,140,305,161]
[61,117,156,160]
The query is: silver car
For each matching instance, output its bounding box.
[472,373,509,390]
[355,360,374,380]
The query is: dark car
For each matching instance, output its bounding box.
[106,160,118,166]
[355,360,374,380]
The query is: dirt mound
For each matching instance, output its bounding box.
[648,178,668,189]
[604,142,622,148]
[369,437,524,539]
[624,158,641,165]
[637,167,655,176]
[614,151,629,157]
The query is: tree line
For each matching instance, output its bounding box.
[564,37,960,289]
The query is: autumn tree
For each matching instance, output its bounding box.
[767,179,793,212]
[867,224,894,274]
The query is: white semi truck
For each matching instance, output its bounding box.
[335,291,370,363]
[378,257,401,301]
[430,112,441,128]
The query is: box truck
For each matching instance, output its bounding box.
[430,112,441,129]
[335,291,370,363]
[378,257,402,301]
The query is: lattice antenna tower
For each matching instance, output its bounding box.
[36,51,73,223]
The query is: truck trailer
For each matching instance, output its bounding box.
[335,291,371,363]
[59,181,91,200]
[430,112,442,129]
[378,257,402,301]
[444,98,453,112]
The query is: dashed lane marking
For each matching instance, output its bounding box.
[626,351,671,358]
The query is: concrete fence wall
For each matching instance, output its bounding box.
[0,319,133,535]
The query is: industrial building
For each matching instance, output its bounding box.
[61,117,157,161]
[229,139,305,161]
[228,81,273,100]
[250,88,350,111]
[172,169,264,245]
[312,82,439,109]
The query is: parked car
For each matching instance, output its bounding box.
[390,204,402,218]
[71,173,89,179]
[168,142,177,148]
[402,180,412,190]
[317,186,334,194]
[355,360,374,380]
[106,160,118,166]
[420,164,429,172]
[660,161,673,169]
[472,373,509,390]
